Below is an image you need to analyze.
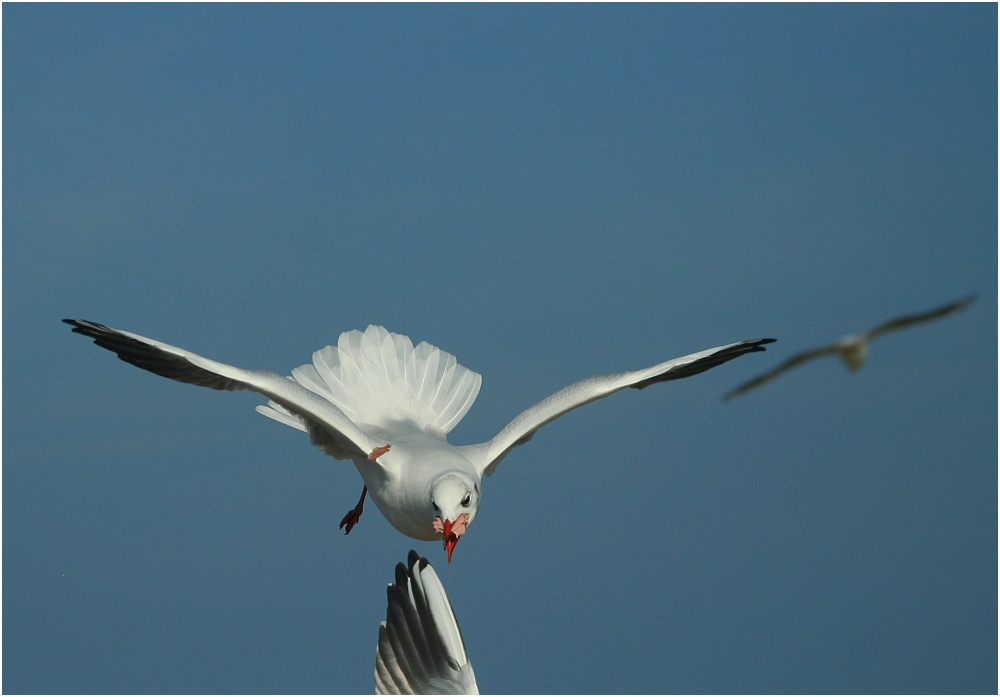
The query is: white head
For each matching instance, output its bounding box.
[430,471,480,564]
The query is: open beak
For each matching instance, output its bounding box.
[434,514,469,565]
[444,522,460,565]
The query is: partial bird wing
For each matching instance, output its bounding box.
[864,294,975,340]
[376,550,478,695]
[63,320,375,460]
[462,338,775,477]
[723,344,840,401]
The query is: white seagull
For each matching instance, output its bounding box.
[723,294,974,401]
[65,320,774,562]
[375,550,477,695]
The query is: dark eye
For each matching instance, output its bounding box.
[432,501,439,511]
[461,494,471,507]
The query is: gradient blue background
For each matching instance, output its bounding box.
[4,4,996,694]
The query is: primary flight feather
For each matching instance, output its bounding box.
[65,320,773,562]
[376,550,477,695]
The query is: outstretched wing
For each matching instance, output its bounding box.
[63,320,375,460]
[723,344,839,401]
[461,338,775,477]
[865,294,975,340]
[375,550,478,695]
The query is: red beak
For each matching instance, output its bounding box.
[443,519,459,565]
[434,514,469,565]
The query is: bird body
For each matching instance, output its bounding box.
[834,334,868,371]
[65,320,773,560]
[353,423,480,542]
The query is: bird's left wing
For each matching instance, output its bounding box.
[461,338,774,477]
[722,344,840,401]
[63,320,375,460]
[865,294,975,339]
[375,550,478,695]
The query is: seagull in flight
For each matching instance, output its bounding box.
[375,550,477,695]
[723,294,974,401]
[65,320,773,562]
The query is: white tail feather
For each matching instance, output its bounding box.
[256,326,481,438]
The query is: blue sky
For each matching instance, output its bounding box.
[4,4,996,693]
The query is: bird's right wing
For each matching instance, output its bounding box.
[462,338,774,477]
[865,294,975,339]
[376,551,478,695]
[723,344,839,400]
[63,320,375,460]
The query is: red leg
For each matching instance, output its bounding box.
[339,485,367,534]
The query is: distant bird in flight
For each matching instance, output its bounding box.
[375,550,477,695]
[65,320,773,563]
[723,294,974,401]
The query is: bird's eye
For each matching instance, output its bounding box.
[461,494,471,507]
[432,501,439,511]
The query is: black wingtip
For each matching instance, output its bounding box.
[63,319,111,338]
[631,337,778,390]
[734,338,777,357]
[394,562,409,588]
[748,338,777,353]
[721,388,741,402]
[953,294,977,310]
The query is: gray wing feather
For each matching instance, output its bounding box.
[375,551,478,695]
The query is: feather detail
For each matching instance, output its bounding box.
[257,326,481,439]
[255,403,307,432]
[375,551,478,695]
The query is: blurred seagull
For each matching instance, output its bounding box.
[723,294,974,401]
[65,320,773,562]
[375,550,477,695]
